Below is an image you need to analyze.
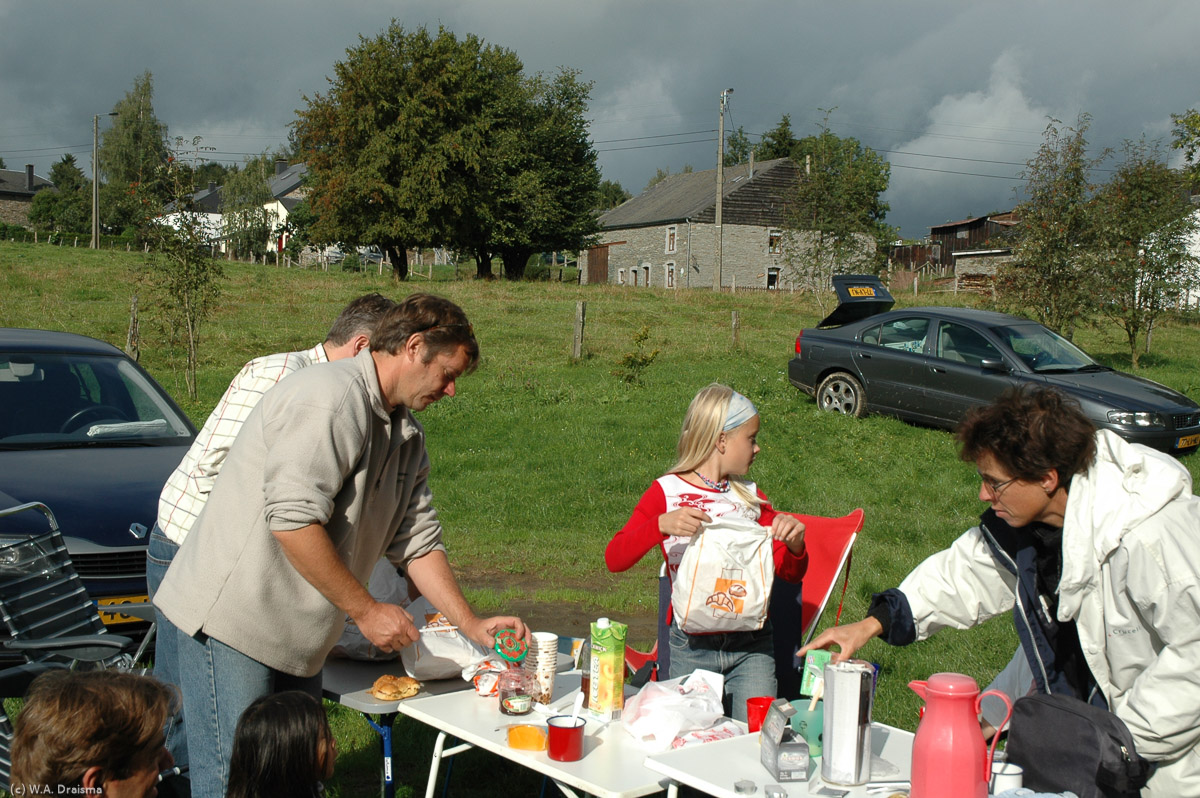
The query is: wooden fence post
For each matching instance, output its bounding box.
[572,301,587,360]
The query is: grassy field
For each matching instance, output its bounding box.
[3,240,1199,796]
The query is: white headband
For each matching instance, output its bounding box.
[723,391,758,431]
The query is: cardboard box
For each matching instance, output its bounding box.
[760,698,811,782]
[587,618,627,722]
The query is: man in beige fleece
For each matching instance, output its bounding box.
[154,293,526,798]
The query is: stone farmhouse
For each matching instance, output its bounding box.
[0,165,52,228]
[582,158,805,290]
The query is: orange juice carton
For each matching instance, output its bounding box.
[587,617,627,722]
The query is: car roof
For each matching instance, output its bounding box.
[898,307,1032,326]
[0,328,125,357]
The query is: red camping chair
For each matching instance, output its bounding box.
[623,509,865,695]
[771,508,865,698]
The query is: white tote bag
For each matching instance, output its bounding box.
[671,516,774,634]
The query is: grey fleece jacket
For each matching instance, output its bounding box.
[154,350,446,677]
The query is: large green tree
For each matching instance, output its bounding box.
[294,24,524,279]
[1001,115,1104,339]
[28,155,91,234]
[1170,108,1200,189]
[725,126,753,166]
[783,113,892,294]
[1091,139,1199,367]
[486,68,601,279]
[98,71,170,235]
[757,115,797,161]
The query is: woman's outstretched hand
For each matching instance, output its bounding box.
[797,617,884,663]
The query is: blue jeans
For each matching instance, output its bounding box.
[668,620,777,722]
[176,627,321,798]
[147,528,187,770]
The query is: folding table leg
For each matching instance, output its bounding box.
[424,731,473,798]
[366,712,397,798]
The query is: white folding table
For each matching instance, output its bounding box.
[643,722,914,798]
[395,670,668,798]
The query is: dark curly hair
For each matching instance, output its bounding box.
[956,385,1096,483]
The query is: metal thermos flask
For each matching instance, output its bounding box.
[821,659,875,786]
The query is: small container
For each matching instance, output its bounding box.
[498,668,534,716]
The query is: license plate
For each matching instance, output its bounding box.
[96,594,149,625]
[1177,433,1200,449]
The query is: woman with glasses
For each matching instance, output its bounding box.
[801,385,1200,798]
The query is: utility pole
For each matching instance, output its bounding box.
[714,88,733,292]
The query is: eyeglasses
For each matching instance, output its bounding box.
[978,473,1018,497]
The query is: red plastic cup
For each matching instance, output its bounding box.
[746,696,774,733]
[547,715,586,761]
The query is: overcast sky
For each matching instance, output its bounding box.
[4,1,1199,238]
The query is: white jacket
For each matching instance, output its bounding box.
[899,430,1200,797]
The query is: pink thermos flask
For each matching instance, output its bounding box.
[909,672,1012,798]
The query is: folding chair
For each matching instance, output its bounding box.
[0,661,67,792]
[623,564,671,686]
[0,502,154,670]
[770,508,865,699]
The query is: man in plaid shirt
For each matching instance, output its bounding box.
[146,292,395,772]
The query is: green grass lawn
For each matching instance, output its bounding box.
[2,240,1198,796]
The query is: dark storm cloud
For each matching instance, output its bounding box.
[3,0,1199,237]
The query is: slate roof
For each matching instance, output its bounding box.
[598,157,793,230]
[0,168,52,197]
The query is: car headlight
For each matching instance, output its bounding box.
[1107,410,1166,428]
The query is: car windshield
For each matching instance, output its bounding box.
[993,324,1098,372]
[0,352,193,447]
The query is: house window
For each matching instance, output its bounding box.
[643,265,650,286]
[768,229,783,254]
[618,268,625,285]
[666,262,676,288]
[666,225,677,254]
[630,269,638,287]
[767,267,780,290]
[956,229,969,240]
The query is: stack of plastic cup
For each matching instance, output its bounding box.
[522,631,559,704]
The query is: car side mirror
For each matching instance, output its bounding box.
[980,357,1007,372]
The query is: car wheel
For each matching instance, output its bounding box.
[816,372,867,418]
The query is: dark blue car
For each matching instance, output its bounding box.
[788,276,1200,455]
[0,329,196,629]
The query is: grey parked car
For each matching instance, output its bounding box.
[787,275,1200,455]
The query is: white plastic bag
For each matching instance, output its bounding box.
[671,516,774,633]
[399,596,491,680]
[623,669,726,752]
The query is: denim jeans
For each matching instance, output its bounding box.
[668,620,777,722]
[147,527,187,770]
[176,627,322,798]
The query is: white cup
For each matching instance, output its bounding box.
[990,760,1024,794]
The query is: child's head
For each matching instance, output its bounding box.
[226,691,335,798]
[671,383,761,486]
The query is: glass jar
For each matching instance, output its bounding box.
[498,668,533,715]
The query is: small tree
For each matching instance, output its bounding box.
[220,154,277,260]
[28,155,91,234]
[1002,115,1105,339]
[143,138,225,399]
[1091,139,1199,367]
